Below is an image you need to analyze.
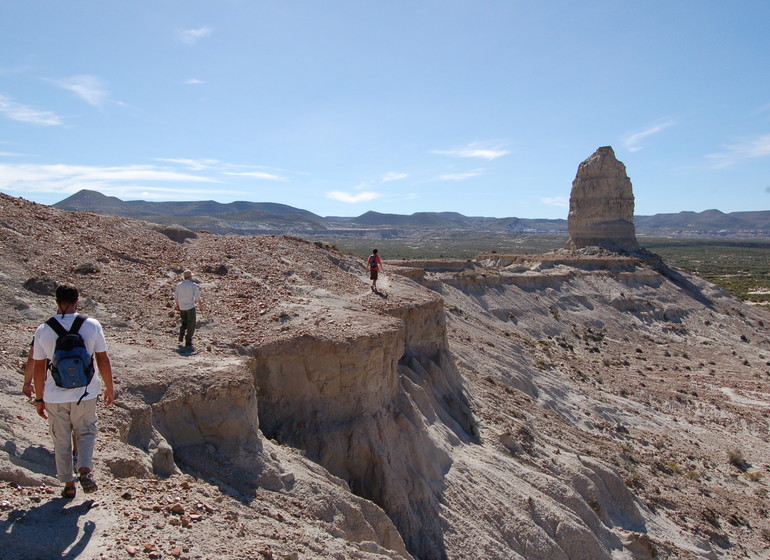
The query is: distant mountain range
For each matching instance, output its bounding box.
[53,189,770,239]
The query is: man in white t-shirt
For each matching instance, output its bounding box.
[33,284,115,499]
[175,270,203,347]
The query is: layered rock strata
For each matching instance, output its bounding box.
[253,295,477,559]
[567,146,639,252]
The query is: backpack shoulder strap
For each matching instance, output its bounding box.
[45,317,68,337]
[69,315,88,334]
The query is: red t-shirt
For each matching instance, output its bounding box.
[368,254,381,269]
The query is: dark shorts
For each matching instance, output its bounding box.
[370,269,379,281]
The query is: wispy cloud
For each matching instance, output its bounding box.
[155,158,222,170]
[1,163,218,184]
[124,186,245,200]
[0,94,62,126]
[382,172,407,183]
[185,78,205,85]
[436,170,484,181]
[324,172,406,204]
[178,27,213,45]
[225,171,288,181]
[156,158,287,180]
[706,134,770,168]
[623,121,676,152]
[325,190,381,203]
[431,143,509,161]
[51,75,109,108]
[541,196,569,208]
[0,162,221,201]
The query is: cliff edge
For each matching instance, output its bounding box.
[0,193,768,559]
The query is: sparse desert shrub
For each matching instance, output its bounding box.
[625,472,643,489]
[654,461,676,475]
[746,471,763,482]
[73,261,101,274]
[204,263,228,275]
[728,449,749,471]
[588,499,601,515]
[23,275,58,295]
[582,328,605,342]
[313,241,338,251]
[686,470,701,481]
[559,341,574,351]
[516,424,534,442]
[549,307,559,319]
[702,508,720,528]
[620,443,634,455]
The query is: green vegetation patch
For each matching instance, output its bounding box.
[314,234,567,261]
[641,238,770,303]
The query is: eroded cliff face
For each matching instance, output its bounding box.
[567,146,639,252]
[1,195,769,560]
[253,292,477,559]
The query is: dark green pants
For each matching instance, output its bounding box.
[179,308,197,345]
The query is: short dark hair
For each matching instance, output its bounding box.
[55,284,79,304]
[372,249,378,254]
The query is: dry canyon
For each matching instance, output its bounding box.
[0,190,768,559]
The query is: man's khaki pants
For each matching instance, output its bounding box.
[46,398,97,482]
[179,307,197,345]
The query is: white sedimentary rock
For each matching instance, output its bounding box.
[567,146,639,252]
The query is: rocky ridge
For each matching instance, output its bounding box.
[0,193,769,559]
[54,189,770,240]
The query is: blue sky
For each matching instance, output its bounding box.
[1,1,769,219]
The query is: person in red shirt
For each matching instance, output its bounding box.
[366,249,384,292]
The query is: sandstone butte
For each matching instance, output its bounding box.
[568,146,639,253]
[0,163,768,559]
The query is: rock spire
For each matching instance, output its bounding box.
[567,146,639,252]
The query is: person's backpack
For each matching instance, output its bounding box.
[368,254,378,269]
[45,315,94,403]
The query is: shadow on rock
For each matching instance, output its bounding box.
[0,498,96,559]
[651,261,716,309]
[3,441,58,479]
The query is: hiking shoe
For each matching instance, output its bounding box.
[79,472,98,493]
[62,484,76,499]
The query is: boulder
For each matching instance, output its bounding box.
[567,146,639,252]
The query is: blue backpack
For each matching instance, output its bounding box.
[45,315,94,404]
